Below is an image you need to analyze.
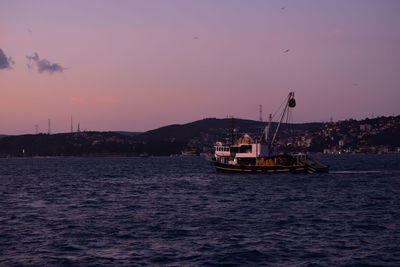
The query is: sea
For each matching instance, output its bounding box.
[0,154,399,266]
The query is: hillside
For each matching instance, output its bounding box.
[134,118,322,142]
[284,115,400,153]
[0,116,397,157]
[0,118,322,157]
[114,131,143,137]
[0,132,135,157]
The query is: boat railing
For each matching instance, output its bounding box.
[292,153,308,166]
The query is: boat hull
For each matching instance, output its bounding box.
[212,159,329,174]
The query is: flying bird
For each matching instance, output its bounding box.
[284,49,290,53]
[193,36,199,39]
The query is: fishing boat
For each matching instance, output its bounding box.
[212,92,329,173]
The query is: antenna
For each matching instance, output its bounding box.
[230,116,235,145]
[34,124,38,134]
[259,105,263,122]
[77,123,80,133]
[70,116,73,133]
[48,119,51,134]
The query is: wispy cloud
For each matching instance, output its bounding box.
[69,96,119,104]
[92,97,119,104]
[70,96,84,103]
[26,52,65,74]
[0,48,15,70]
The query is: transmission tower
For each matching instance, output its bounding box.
[259,105,263,122]
[48,119,51,134]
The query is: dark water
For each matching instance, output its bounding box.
[1,154,399,266]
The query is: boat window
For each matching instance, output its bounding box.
[230,147,239,153]
[239,145,252,153]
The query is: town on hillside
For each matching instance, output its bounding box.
[284,115,400,154]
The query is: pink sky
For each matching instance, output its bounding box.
[1,0,400,134]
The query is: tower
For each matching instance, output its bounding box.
[259,105,263,122]
[70,116,73,133]
[48,119,51,134]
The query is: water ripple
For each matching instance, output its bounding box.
[0,154,400,266]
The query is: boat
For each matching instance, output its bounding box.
[212,92,329,173]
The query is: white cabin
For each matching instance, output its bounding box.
[214,134,270,164]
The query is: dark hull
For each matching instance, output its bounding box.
[213,159,329,174]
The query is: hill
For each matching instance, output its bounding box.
[0,118,322,157]
[114,131,143,137]
[134,118,322,142]
[304,115,400,153]
[132,118,323,154]
[1,116,397,157]
[0,132,135,157]
[280,115,400,153]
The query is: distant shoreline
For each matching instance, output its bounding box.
[1,152,400,160]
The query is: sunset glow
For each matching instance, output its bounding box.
[1,0,400,134]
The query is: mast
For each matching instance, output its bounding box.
[264,113,272,143]
[270,92,296,153]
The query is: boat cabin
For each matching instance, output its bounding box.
[214,134,270,165]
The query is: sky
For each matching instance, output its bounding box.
[1,0,400,134]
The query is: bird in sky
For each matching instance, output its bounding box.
[284,49,290,53]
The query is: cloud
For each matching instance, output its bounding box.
[26,52,65,74]
[70,96,84,103]
[69,96,119,104]
[92,97,119,104]
[0,48,15,70]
